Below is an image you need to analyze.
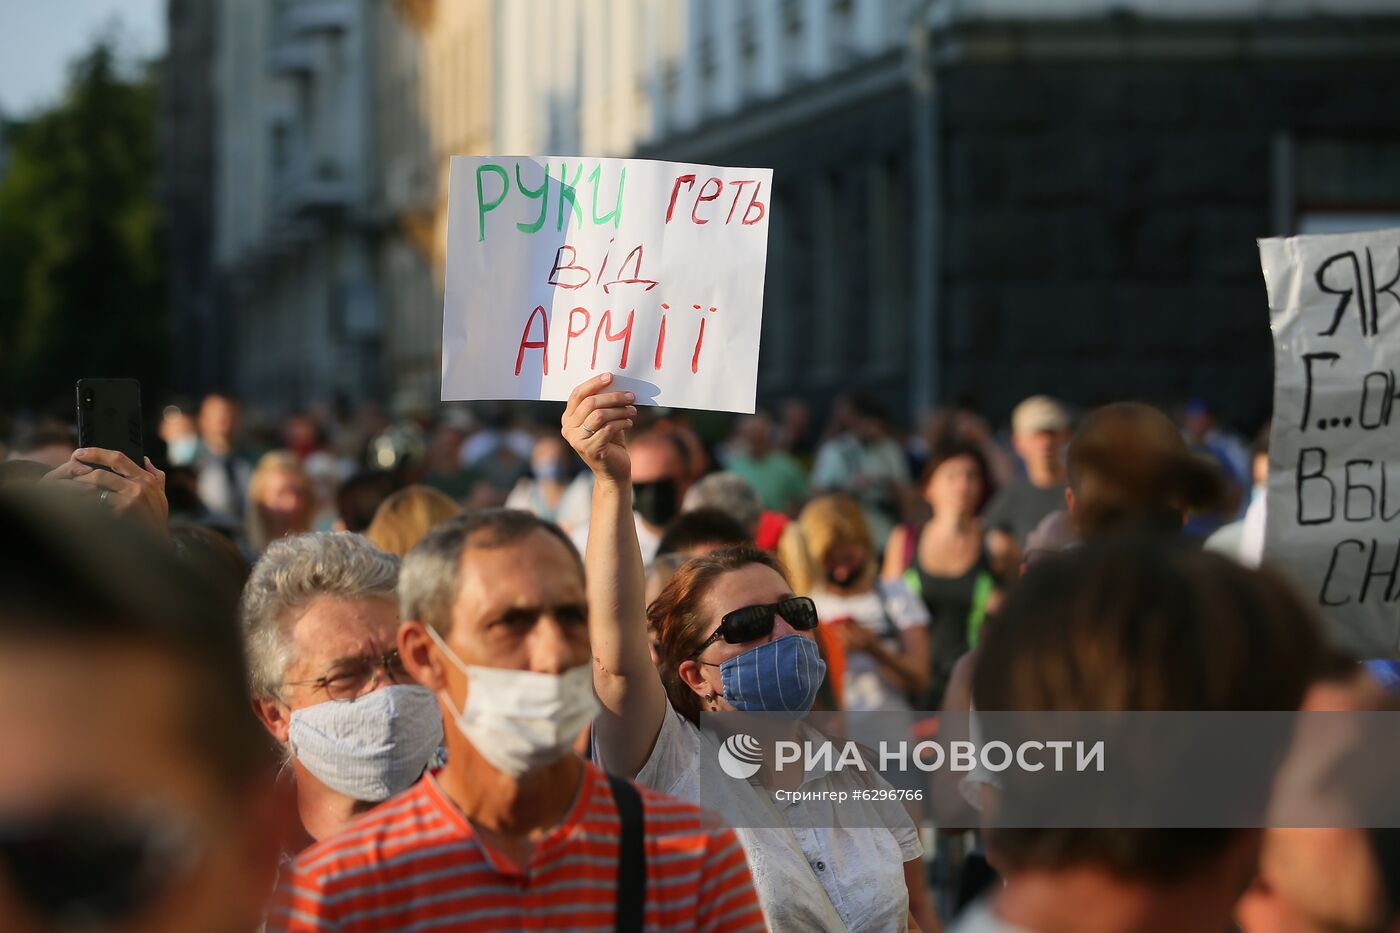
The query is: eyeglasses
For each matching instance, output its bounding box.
[0,806,199,926]
[691,597,819,657]
[283,649,411,701]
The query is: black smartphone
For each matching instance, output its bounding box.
[75,378,144,469]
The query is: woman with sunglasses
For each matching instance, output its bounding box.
[564,374,932,933]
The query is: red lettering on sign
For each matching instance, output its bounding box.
[515,305,550,375]
[666,175,697,223]
[547,245,590,289]
[726,179,755,223]
[602,244,659,294]
[563,307,591,369]
[592,309,635,369]
[691,177,723,225]
[654,307,669,370]
[691,317,707,374]
[743,182,766,225]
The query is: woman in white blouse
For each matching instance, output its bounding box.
[562,375,934,933]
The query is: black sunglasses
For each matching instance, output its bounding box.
[692,597,819,657]
[0,808,199,926]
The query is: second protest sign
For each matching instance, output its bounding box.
[1261,226,1400,659]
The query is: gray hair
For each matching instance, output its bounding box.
[400,509,581,636]
[682,471,763,533]
[240,532,400,698]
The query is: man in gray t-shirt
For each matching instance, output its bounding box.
[984,396,1070,549]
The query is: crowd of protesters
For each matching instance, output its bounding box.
[2,380,1399,933]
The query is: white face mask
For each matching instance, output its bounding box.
[287,684,444,802]
[426,627,598,778]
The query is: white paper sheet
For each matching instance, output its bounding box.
[1260,227,1400,658]
[441,156,772,414]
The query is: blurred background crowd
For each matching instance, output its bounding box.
[0,386,1261,569]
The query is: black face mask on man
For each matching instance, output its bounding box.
[632,478,679,528]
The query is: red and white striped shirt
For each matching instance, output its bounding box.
[268,763,766,932]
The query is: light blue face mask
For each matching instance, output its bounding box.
[168,436,200,466]
[532,460,565,482]
[718,634,826,713]
[287,684,444,802]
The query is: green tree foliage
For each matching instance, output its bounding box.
[0,40,165,410]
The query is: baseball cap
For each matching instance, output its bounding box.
[1012,395,1070,435]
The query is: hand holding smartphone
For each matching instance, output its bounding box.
[49,379,167,531]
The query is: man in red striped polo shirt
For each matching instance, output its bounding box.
[269,509,765,933]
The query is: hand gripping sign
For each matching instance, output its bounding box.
[441,156,772,414]
[1260,227,1400,658]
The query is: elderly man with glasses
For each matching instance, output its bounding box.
[242,532,443,850]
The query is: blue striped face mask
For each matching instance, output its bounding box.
[717,634,826,713]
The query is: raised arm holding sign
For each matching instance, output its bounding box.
[441,156,772,414]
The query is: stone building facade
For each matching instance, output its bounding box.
[170,0,1400,429]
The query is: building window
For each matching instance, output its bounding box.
[813,174,843,382]
[783,0,803,33]
[780,184,815,389]
[739,9,758,100]
[760,192,791,391]
[868,157,909,375]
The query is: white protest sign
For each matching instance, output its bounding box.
[441,156,772,413]
[1261,227,1400,659]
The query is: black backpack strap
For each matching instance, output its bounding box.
[608,775,646,933]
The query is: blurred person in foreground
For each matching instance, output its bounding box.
[194,393,253,519]
[947,404,1233,908]
[951,537,1325,933]
[246,452,314,554]
[242,533,442,851]
[5,427,74,469]
[172,524,251,593]
[983,396,1071,551]
[269,508,766,932]
[0,489,281,932]
[0,459,50,487]
[564,374,934,932]
[811,391,912,547]
[364,485,462,556]
[1236,659,1400,933]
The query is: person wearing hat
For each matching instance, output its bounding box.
[984,396,1072,550]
